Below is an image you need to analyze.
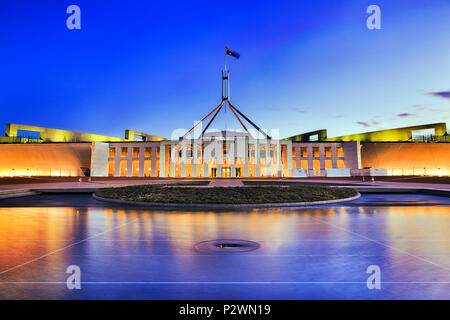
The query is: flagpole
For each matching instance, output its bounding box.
[224,45,227,72]
[224,46,227,112]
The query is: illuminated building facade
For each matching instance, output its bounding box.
[0,122,448,178]
[1,62,448,178]
[105,136,294,178]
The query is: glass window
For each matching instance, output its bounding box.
[248,144,255,159]
[337,147,344,157]
[292,147,296,158]
[260,145,266,158]
[132,160,139,176]
[108,160,115,176]
[281,145,287,165]
[301,160,308,170]
[313,147,320,158]
[144,159,152,177]
[145,147,152,158]
[133,147,140,158]
[109,147,115,158]
[301,147,307,157]
[313,159,321,170]
[223,144,229,155]
[121,147,128,158]
[270,146,275,158]
[120,160,127,176]
[325,147,332,157]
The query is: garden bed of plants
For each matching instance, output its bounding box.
[95,184,358,204]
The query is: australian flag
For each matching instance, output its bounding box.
[226,47,240,59]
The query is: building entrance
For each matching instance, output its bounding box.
[222,167,231,177]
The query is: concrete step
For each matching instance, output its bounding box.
[0,189,40,199]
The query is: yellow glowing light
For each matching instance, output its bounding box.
[425,169,449,176]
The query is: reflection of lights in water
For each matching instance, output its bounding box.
[0,201,449,300]
[384,206,450,260]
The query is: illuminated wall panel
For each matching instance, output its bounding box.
[326,123,447,142]
[131,160,139,177]
[0,143,91,177]
[3,124,167,143]
[143,160,152,177]
[120,160,127,177]
[108,160,115,177]
[361,143,450,176]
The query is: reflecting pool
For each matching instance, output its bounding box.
[0,194,449,299]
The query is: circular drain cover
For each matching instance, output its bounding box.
[195,239,260,253]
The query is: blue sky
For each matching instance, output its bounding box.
[0,0,449,139]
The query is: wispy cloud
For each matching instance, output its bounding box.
[397,112,415,117]
[428,91,450,99]
[412,104,446,113]
[356,121,371,127]
[291,107,307,113]
[356,119,382,127]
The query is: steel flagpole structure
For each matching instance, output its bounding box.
[181,47,270,140]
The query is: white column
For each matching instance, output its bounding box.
[319,144,325,171]
[151,145,157,177]
[277,140,282,177]
[192,141,198,178]
[90,142,109,177]
[114,146,121,177]
[343,141,361,169]
[126,147,132,177]
[159,143,166,177]
[296,146,301,169]
[287,141,292,173]
[216,140,222,178]
[181,142,187,178]
[139,146,145,177]
[203,141,209,177]
[307,145,313,174]
[170,142,176,177]
[244,137,249,177]
[331,144,338,168]
[230,139,236,177]
[255,140,260,177]
[266,140,271,177]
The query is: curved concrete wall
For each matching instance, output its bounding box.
[361,142,450,175]
[0,143,92,176]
